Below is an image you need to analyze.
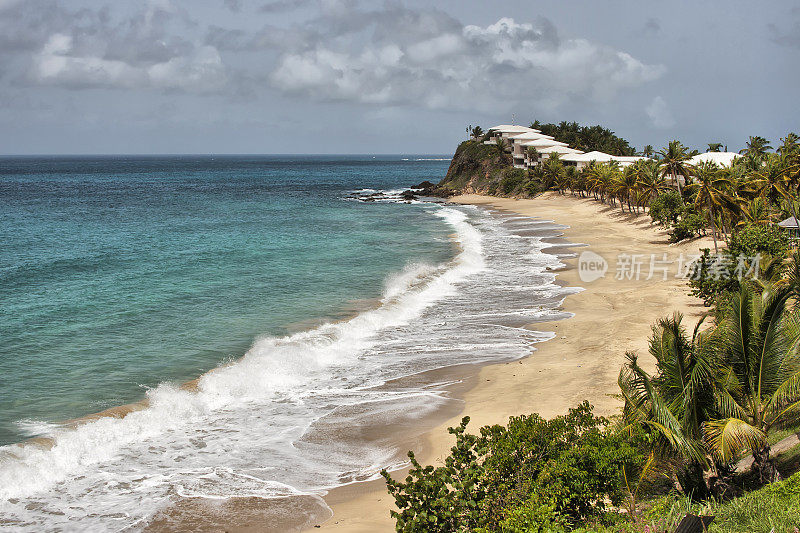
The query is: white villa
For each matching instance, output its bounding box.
[479,125,743,179]
[484,125,648,170]
[686,151,741,167]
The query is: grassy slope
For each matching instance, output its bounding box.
[578,469,800,533]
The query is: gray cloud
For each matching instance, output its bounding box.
[2,1,664,109]
[7,1,230,94]
[768,9,800,48]
[646,96,675,129]
[269,8,665,112]
[223,0,242,12]
[259,0,314,13]
[31,33,228,92]
[643,18,660,35]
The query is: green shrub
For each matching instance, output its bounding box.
[524,179,543,197]
[668,210,704,243]
[688,224,790,305]
[687,248,740,306]
[649,191,683,227]
[727,223,789,259]
[382,403,644,532]
[499,168,528,195]
[498,493,568,532]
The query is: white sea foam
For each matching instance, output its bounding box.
[12,420,61,438]
[0,205,577,531]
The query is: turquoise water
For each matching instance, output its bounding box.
[0,155,453,446]
[0,155,577,530]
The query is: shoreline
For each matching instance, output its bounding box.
[316,192,713,531]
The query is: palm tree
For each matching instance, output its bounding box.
[641,145,655,158]
[707,143,723,153]
[569,166,586,197]
[737,197,772,227]
[704,284,800,483]
[752,153,800,219]
[583,162,604,202]
[603,161,623,207]
[491,136,512,167]
[541,153,566,192]
[619,314,718,498]
[616,165,640,213]
[635,159,670,205]
[469,125,484,140]
[688,161,733,252]
[739,136,773,158]
[493,136,509,155]
[777,133,800,157]
[658,141,692,198]
[526,146,540,166]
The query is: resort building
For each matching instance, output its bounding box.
[687,151,741,167]
[486,125,587,169]
[484,125,539,144]
[561,151,646,170]
[777,216,800,240]
[485,125,650,170]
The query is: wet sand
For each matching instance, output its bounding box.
[316,192,713,531]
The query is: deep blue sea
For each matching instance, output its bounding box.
[0,155,576,531]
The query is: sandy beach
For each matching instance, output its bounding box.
[317,192,714,531]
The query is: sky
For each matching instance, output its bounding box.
[0,0,798,155]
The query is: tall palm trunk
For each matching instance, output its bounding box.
[707,201,719,253]
[672,170,684,202]
[752,444,781,484]
[676,461,711,501]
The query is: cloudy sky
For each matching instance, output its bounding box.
[1,0,798,154]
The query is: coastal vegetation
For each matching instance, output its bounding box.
[383,126,800,532]
[529,120,636,156]
[384,278,800,530]
[441,127,800,295]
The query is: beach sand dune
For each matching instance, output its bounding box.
[317,192,713,531]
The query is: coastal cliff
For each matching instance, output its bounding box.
[436,140,534,197]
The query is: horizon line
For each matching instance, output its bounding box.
[0,152,454,157]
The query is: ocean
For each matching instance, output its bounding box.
[0,155,575,531]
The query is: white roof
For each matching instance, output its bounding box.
[688,152,740,167]
[537,146,583,155]
[778,216,800,229]
[563,150,616,162]
[520,139,568,148]
[487,125,540,134]
[562,152,649,164]
[615,156,649,162]
[509,132,554,141]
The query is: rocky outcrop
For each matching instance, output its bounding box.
[405,180,454,199]
[437,140,513,195]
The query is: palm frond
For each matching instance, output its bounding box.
[703,418,765,462]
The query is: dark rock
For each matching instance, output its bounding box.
[401,190,418,200]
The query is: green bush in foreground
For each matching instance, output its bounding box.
[381,403,645,532]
